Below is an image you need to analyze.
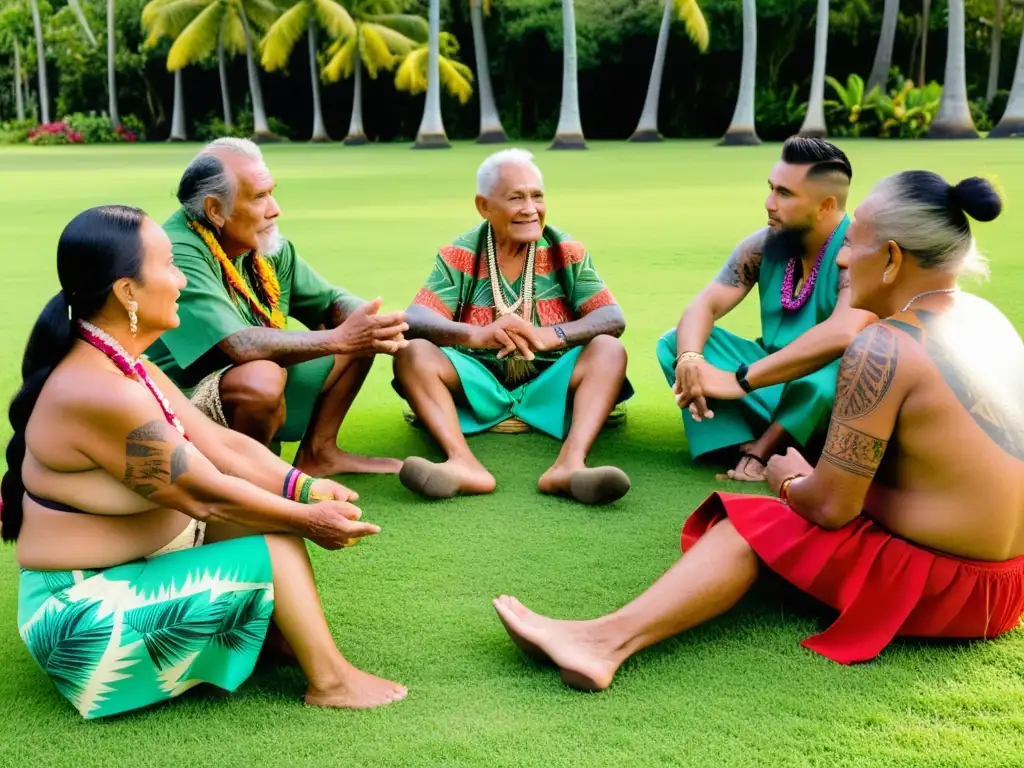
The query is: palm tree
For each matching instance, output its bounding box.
[169,68,186,140]
[321,2,427,145]
[0,0,30,122]
[630,0,708,142]
[261,0,356,142]
[468,0,505,143]
[165,0,280,141]
[143,0,236,130]
[990,19,1024,137]
[866,0,898,93]
[28,0,47,123]
[917,0,931,87]
[798,0,829,137]
[926,0,977,138]
[719,0,759,145]
[986,0,1006,105]
[413,0,449,148]
[107,0,119,126]
[67,0,97,47]
[550,0,584,149]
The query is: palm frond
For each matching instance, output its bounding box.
[222,9,247,55]
[439,55,473,104]
[673,0,709,53]
[167,0,224,70]
[210,589,272,656]
[368,12,428,44]
[24,601,112,708]
[124,594,227,670]
[322,32,355,81]
[363,21,416,56]
[360,22,397,78]
[311,0,355,40]
[142,0,208,45]
[393,45,427,94]
[242,0,281,32]
[261,0,310,71]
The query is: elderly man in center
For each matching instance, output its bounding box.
[392,149,633,505]
[145,138,408,480]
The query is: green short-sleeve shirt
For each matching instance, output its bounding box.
[145,208,362,390]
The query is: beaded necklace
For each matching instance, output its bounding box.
[780,220,844,311]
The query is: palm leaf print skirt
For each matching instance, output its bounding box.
[17,536,275,719]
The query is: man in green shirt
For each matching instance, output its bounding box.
[145,138,408,478]
[392,149,633,505]
[657,137,876,481]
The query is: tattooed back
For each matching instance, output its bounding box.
[857,293,1024,560]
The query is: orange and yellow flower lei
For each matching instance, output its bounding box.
[190,220,286,329]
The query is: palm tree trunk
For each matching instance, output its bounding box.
[67,0,98,47]
[630,0,672,142]
[986,0,1005,105]
[307,21,329,141]
[29,0,49,124]
[218,37,232,129]
[107,0,119,126]
[241,11,273,140]
[168,68,186,141]
[927,0,978,138]
[550,0,585,149]
[470,0,507,143]
[720,0,760,145]
[990,22,1024,137]
[918,0,931,86]
[345,49,367,145]
[14,40,25,123]
[798,0,829,137]
[866,0,899,93]
[413,0,450,149]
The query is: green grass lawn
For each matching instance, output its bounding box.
[1,140,1024,767]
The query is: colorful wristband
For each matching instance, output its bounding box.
[298,475,315,504]
[283,468,300,500]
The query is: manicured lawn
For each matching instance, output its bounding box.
[1,139,1023,767]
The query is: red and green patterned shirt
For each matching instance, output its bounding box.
[413,222,617,366]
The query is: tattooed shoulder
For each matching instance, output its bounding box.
[835,324,900,420]
[714,229,765,288]
[123,419,193,497]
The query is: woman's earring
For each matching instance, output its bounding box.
[128,300,139,338]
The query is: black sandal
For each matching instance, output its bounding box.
[740,452,767,468]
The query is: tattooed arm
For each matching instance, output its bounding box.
[74,383,360,538]
[675,229,766,357]
[785,324,914,529]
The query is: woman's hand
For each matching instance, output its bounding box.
[765,448,814,496]
[310,478,359,503]
[302,500,379,550]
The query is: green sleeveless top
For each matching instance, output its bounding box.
[757,216,849,353]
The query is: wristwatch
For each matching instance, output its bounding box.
[735,363,753,393]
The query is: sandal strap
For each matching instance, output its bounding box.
[740,452,767,467]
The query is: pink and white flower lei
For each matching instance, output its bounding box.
[77,320,189,440]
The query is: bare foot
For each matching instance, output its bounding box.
[492,595,620,691]
[295,448,403,477]
[716,444,766,483]
[304,666,408,710]
[399,456,496,499]
[538,465,630,505]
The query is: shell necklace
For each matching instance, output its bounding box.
[486,224,537,320]
[901,288,957,313]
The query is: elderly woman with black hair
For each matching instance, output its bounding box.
[495,171,1024,689]
[3,205,407,718]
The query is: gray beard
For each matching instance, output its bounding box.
[257,229,284,255]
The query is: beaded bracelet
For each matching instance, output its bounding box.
[675,351,704,364]
[779,474,804,506]
[296,474,316,504]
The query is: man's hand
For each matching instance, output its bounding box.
[468,314,545,360]
[309,477,359,503]
[673,359,712,421]
[331,298,409,356]
[302,500,380,550]
[766,448,814,496]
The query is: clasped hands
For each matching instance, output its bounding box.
[303,477,380,550]
[468,314,562,360]
[333,297,410,356]
[672,358,747,421]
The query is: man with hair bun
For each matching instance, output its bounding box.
[393,148,633,505]
[658,136,876,481]
[146,138,408,481]
[495,171,1024,685]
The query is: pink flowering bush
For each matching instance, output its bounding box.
[27,122,84,145]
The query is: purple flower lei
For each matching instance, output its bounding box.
[780,224,840,311]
